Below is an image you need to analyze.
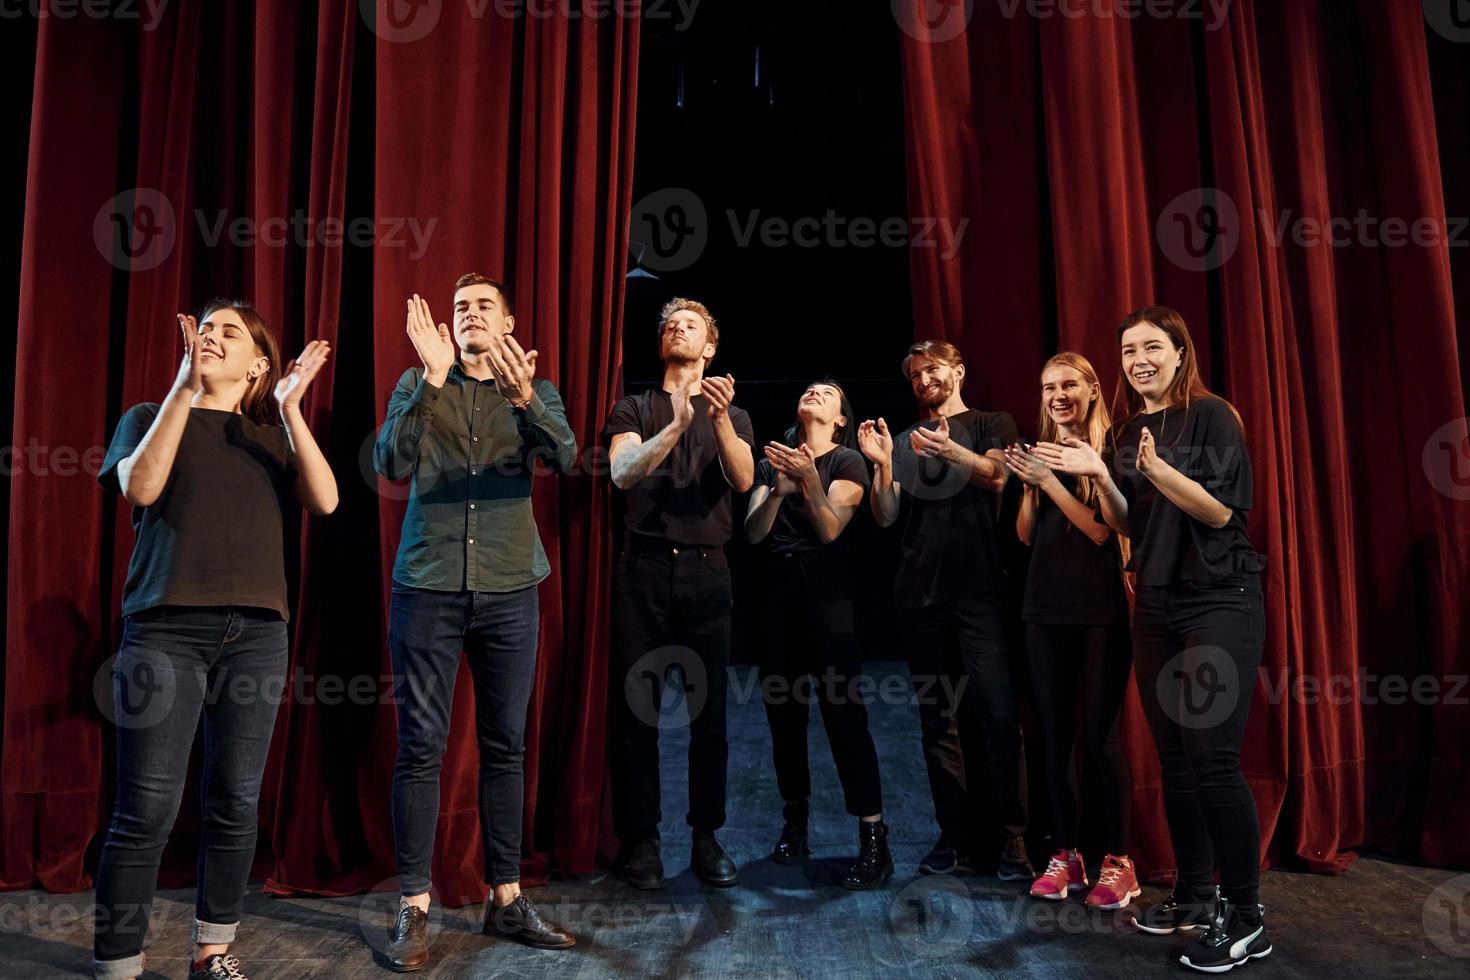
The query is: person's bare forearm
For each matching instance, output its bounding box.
[799,475,843,543]
[1146,462,1233,529]
[745,485,782,543]
[870,461,900,527]
[282,404,339,515]
[1016,486,1038,545]
[1095,471,1131,537]
[611,424,684,490]
[1041,476,1111,546]
[713,415,754,491]
[117,388,194,506]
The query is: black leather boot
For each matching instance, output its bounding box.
[622,838,666,890]
[772,820,810,865]
[842,820,894,890]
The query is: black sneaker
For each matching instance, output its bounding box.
[1179,894,1271,973]
[622,838,666,890]
[918,836,959,875]
[997,835,1034,882]
[188,953,250,980]
[772,820,810,865]
[1131,890,1213,935]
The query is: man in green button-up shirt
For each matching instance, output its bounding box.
[372,274,578,969]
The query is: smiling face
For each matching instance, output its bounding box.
[197,308,269,386]
[659,308,715,366]
[453,282,514,353]
[1039,363,1097,429]
[1120,321,1182,404]
[908,353,962,408]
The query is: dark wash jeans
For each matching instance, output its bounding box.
[1132,574,1265,907]
[760,549,883,820]
[610,540,731,842]
[389,584,540,893]
[904,592,1029,848]
[93,606,288,980]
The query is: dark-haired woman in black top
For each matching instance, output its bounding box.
[745,380,891,889]
[1035,307,1271,974]
[94,303,337,980]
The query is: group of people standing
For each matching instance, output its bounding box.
[90,277,1270,980]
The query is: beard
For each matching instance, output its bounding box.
[917,377,953,407]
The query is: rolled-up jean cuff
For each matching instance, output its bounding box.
[93,953,144,980]
[193,917,239,944]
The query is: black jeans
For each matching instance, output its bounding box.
[905,593,1028,846]
[389,584,540,893]
[759,550,883,821]
[1025,622,1133,855]
[610,541,731,841]
[93,607,288,980]
[1132,575,1265,907]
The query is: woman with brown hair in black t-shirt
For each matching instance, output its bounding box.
[94,302,337,980]
[1003,352,1138,910]
[745,379,891,889]
[1034,307,1271,974]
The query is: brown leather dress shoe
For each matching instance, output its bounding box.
[378,903,430,972]
[482,893,576,949]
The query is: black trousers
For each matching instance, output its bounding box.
[759,550,883,821]
[1132,575,1265,907]
[905,592,1028,846]
[1025,621,1133,855]
[610,541,731,841]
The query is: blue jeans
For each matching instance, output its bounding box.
[92,606,288,980]
[389,584,540,894]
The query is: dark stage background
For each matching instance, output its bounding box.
[1,0,1467,911]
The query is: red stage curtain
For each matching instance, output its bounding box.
[899,0,1469,875]
[3,1,638,905]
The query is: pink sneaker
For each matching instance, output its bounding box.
[1086,854,1141,909]
[1029,848,1087,900]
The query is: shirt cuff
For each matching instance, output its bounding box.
[513,392,548,421]
[412,375,444,413]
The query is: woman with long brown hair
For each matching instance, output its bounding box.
[93,301,337,980]
[1003,352,1137,910]
[1033,307,1270,973]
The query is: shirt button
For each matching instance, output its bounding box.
[473,436,479,442]
[470,503,476,510]
[672,547,680,555]
[468,538,475,545]
[470,469,477,475]
[475,407,481,412]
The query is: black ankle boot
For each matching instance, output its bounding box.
[842,820,894,890]
[772,819,810,865]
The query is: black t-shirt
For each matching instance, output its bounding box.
[891,409,1019,607]
[99,404,299,620]
[1023,471,1128,626]
[605,388,756,547]
[1108,397,1266,586]
[753,446,870,555]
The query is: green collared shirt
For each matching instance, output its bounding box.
[374,361,578,593]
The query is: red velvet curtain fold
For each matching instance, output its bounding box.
[899,0,1469,875]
